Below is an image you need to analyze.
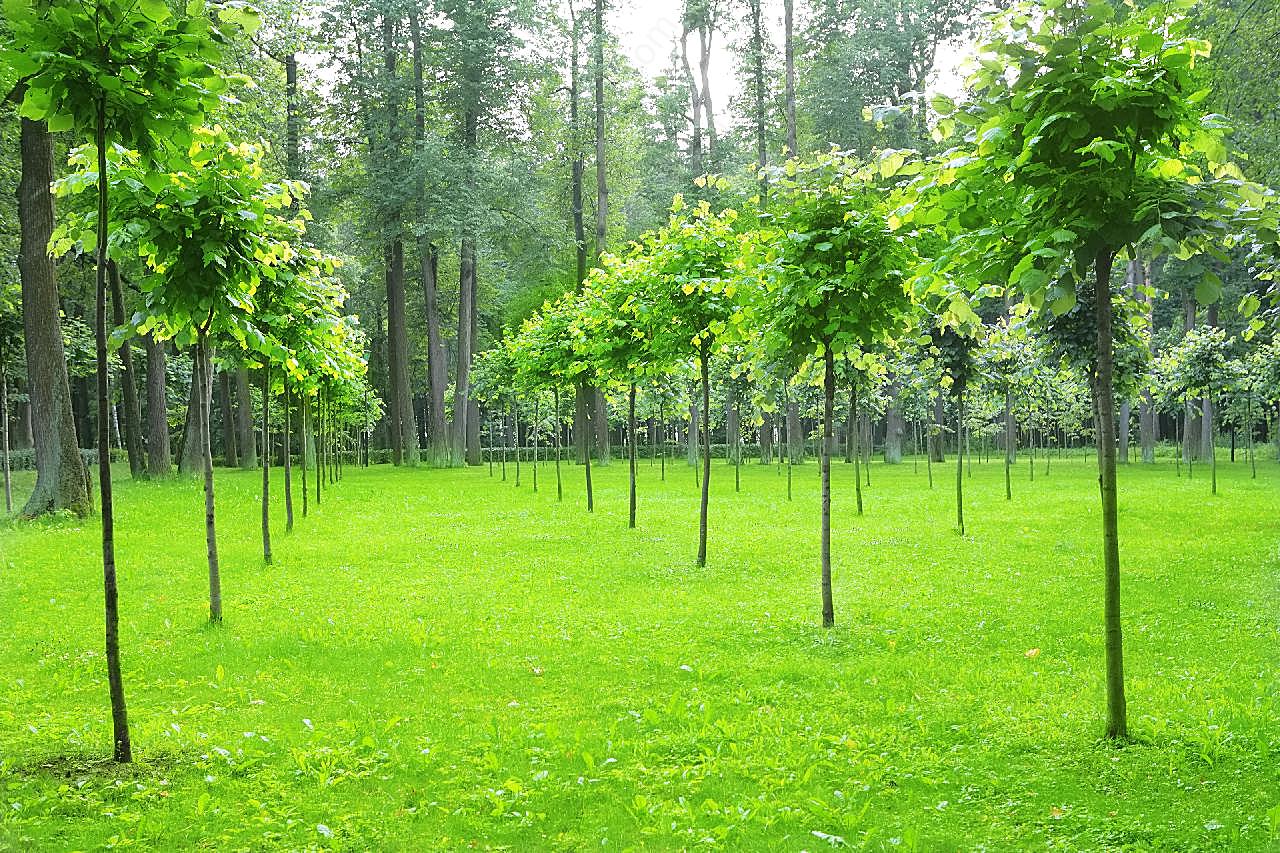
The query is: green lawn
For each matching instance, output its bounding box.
[1,450,1277,851]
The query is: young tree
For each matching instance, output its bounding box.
[7,0,256,762]
[753,151,914,626]
[906,0,1270,738]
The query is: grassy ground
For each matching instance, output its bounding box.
[0,448,1277,851]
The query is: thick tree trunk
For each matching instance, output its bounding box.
[18,117,90,517]
[820,349,834,627]
[1092,249,1128,740]
[783,0,797,156]
[452,236,475,464]
[883,383,903,464]
[786,399,802,463]
[593,389,610,465]
[759,414,773,464]
[180,347,214,475]
[219,370,239,468]
[929,396,946,462]
[687,399,699,467]
[385,239,419,465]
[235,365,256,469]
[107,263,146,478]
[144,334,171,476]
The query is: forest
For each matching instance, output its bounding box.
[1,0,1279,848]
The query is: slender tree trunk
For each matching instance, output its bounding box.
[554,387,563,501]
[198,336,221,627]
[820,348,835,627]
[261,365,272,564]
[955,395,965,534]
[582,384,594,512]
[628,383,637,528]
[18,116,90,517]
[1004,385,1013,501]
[93,106,132,762]
[1,362,10,514]
[697,352,712,567]
[852,388,863,515]
[1092,249,1128,740]
[284,380,294,532]
[301,393,309,518]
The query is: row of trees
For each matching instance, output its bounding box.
[3,0,376,762]
[468,0,1280,744]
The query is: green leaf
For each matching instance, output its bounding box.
[138,0,171,22]
[45,112,74,133]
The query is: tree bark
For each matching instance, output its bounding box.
[2,362,10,514]
[697,352,712,567]
[1092,249,1128,740]
[18,117,90,517]
[628,383,637,528]
[786,398,802,463]
[180,347,214,475]
[197,336,221,625]
[783,0,797,156]
[261,365,272,564]
[929,395,946,462]
[107,263,145,477]
[235,365,256,469]
[144,334,171,476]
[219,369,239,468]
[883,382,903,464]
[452,236,475,464]
[385,238,419,465]
[820,348,835,627]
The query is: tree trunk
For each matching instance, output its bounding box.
[107,263,146,478]
[554,387,563,501]
[219,370,239,468]
[284,381,293,531]
[687,399,699,467]
[786,398,802,463]
[92,104,132,763]
[419,241,447,460]
[235,365,256,469]
[955,395,965,535]
[2,362,10,514]
[697,352,712,567]
[581,383,594,512]
[820,348,835,627]
[18,117,90,517]
[452,236,475,464]
[628,383,637,528]
[180,347,214,475]
[883,383,903,464]
[1092,249,1128,740]
[144,334,171,476]
[783,0,797,156]
[197,336,221,625]
[1118,401,1131,465]
[385,239,418,465]
[261,365,272,564]
[929,396,946,462]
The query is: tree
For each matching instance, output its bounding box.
[636,192,745,567]
[905,0,1271,739]
[6,0,256,763]
[752,151,914,626]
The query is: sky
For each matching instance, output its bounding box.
[611,0,972,128]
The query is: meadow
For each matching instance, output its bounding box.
[1,452,1277,851]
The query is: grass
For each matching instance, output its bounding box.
[1,447,1278,851]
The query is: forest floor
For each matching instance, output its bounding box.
[1,450,1277,851]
